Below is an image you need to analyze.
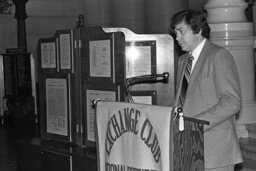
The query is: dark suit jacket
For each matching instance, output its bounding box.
[174,40,243,168]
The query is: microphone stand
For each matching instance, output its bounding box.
[125,72,169,103]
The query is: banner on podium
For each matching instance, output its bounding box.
[96,101,173,171]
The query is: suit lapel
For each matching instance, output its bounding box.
[174,53,190,107]
[186,40,212,98]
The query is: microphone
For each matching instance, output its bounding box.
[126,72,169,86]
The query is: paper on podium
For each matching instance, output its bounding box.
[96,101,173,171]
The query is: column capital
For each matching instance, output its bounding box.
[11,0,29,20]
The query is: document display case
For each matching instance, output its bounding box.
[37,26,126,146]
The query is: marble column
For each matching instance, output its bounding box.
[205,0,256,138]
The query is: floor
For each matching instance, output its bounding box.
[0,120,250,171]
[0,118,39,171]
[0,117,254,171]
[0,126,17,171]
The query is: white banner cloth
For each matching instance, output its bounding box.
[96,101,173,171]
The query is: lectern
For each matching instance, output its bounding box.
[96,101,209,171]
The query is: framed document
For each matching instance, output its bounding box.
[40,41,57,69]
[89,40,111,78]
[84,84,119,146]
[40,73,71,142]
[125,40,156,78]
[57,30,73,71]
[46,77,69,136]
[130,90,157,105]
[38,37,58,71]
[86,35,114,84]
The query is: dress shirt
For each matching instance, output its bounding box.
[191,38,206,73]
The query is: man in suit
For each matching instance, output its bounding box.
[170,9,243,171]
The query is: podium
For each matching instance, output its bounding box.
[96,101,209,171]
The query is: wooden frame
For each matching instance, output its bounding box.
[40,73,71,142]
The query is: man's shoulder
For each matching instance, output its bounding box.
[205,40,225,50]
[205,41,235,62]
[204,40,228,54]
[206,39,220,49]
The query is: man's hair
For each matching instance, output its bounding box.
[169,9,211,39]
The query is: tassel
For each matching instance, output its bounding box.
[179,112,184,131]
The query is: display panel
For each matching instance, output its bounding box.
[37,27,126,146]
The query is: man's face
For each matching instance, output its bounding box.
[174,21,200,52]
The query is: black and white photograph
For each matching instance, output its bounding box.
[0,0,256,171]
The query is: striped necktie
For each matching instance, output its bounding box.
[179,54,194,106]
